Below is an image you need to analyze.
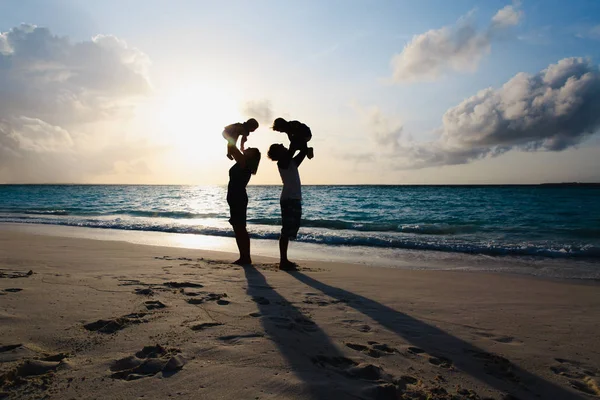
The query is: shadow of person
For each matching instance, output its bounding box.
[242,266,402,399]
[286,271,583,400]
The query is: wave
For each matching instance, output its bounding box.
[248,218,478,234]
[0,210,481,234]
[1,215,599,260]
[0,209,221,219]
[113,210,221,219]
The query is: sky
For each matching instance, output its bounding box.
[1,0,600,184]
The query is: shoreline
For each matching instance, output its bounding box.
[0,229,599,399]
[1,221,599,282]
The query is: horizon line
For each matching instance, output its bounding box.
[0,182,599,187]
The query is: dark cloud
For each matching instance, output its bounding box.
[391,2,523,82]
[0,24,153,182]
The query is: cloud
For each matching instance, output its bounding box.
[365,58,600,168]
[242,99,273,125]
[0,24,153,182]
[576,24,600,41]
[491,2,523,28]
[391,2,523,83]
[354,105,404,151]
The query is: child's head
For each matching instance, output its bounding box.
[267,143,287,161]
[272,117,289,132]
[244,147,261,175]
[244,118,259,133]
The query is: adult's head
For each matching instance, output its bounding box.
[243,118,259,133]
[272,117,289,133]
[267,143,288,161]
[244,147,261,175]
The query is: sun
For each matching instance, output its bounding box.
[157,83,243,162]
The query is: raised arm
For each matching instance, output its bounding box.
[228,143,246,168]
[292,146,308,167]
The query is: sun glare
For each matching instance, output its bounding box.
[158,84,242,162]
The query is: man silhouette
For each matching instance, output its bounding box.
[267,141,308,270]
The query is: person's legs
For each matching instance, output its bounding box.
[279,199,301,270]
[279,234,290,264]
[233,224,251,265]
[228,196,251,265]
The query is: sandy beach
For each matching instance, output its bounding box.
[1,229,599,400]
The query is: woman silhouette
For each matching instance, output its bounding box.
[226,135,261,265]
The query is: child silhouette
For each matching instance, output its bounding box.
[223,118,259,159]
[272,117,313,159]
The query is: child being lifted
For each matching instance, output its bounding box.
[272,117,314,159]
[223,118,259,159]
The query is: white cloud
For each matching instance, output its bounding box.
[0,24,154,183]
[365,58,600,168]
[491,2,523,28]
[391,2,523,83]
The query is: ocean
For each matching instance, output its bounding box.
[1,184,599,279]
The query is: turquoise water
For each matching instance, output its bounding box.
[1,185,599,261]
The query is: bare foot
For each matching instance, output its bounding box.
[279,261,298,271]
[232,259,252,266]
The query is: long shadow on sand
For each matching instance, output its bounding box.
[243,266,394,399]
[287,271,583,400]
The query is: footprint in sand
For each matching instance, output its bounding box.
[0,344,38,363]
[407,347,425,354]
[0,269,33,279]
[84,312,149,334]
[164,281,204,289]
[313,354,452,399]
[267,316,318,333]
[248,312,262,318]
[346,341,398,359]
[186,293,228,305]
[190,322,223,331]
[341,319,373,333]
[110,345,185,381]
[465,349,520,383]
[550,358,600,396]
[134,288,154,296]
[303,293,350,307]
[2,288,23,294]
[405,347,454,369]
[427,355,453,369]
[474,331,523,345]
[0,352,69,393]
[312,355,395,384]
[144,300,166,310]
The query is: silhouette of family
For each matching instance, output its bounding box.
[223,117,313,270]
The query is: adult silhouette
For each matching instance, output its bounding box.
[226,135,261,265]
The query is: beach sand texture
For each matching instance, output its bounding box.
[1,230,599,399]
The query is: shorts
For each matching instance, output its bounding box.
[280,199,302,239]
[227,196,248,227]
